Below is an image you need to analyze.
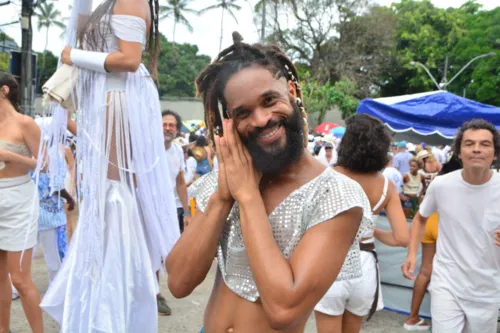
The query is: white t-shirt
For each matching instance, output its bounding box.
[419,170,500,303]
[383,166,403,193]
[184,156,197,184]
[165,143,185,208]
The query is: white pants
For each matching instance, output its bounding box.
[431,288,500,333]
[34,229,62,283]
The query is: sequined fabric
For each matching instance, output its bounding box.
[191,167,373,302]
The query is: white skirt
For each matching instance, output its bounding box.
[0,174,39,252]
[40,180,158,333]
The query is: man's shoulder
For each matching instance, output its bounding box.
[432,170,461,187]
[317,169,368,205]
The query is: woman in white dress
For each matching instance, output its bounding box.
[40,0,180,332]
[0,73,43,332]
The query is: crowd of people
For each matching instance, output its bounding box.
[1,0,500,333]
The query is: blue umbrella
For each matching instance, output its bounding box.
[330,126,346,138]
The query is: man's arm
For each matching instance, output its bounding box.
[402,180,437,280]
[176,171,189,213]
[238,195,362,330]
[166,192,233,298]
[402,212,429,280]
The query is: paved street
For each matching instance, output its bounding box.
[10,251,419,333]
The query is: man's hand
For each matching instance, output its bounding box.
[216,119,261,202]
[402,255,417,280]
[495,230,500,247]
[214,135,232,203]
[183,215,192,229]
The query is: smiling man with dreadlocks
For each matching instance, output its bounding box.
[166,33,372,333]
[38,0,180,332]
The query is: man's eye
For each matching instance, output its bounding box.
[235,110,250,119]
[264,96,276,105]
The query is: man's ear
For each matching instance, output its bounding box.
[287,80,297,100]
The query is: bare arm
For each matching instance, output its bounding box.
[176,171,189,213]
[402,212,429,280]
[239,194,362,330]
[7,115,42,170]
[374,182,409,247]
[65,146,77,196]
[166,193,233,298]
[103,0,148,73]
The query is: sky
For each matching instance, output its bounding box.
[1,0,498,61]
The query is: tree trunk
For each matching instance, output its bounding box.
[172,20,177,44]
[219,8,225,53]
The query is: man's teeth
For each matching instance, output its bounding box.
[259,126,280,139]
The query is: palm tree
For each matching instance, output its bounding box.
[159,0,198,44]
[200,0,243,52]
[34,1,64,76]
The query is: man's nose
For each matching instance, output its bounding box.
[249,107,273,128]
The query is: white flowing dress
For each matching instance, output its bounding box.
[40,14,180,333]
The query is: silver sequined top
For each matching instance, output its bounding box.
[191,167,373,302]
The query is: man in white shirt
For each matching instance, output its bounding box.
[402,119,500,333]
[383,154,403,193]
[162,110,191,232]
[315,142,337,167]
[159,110,191,315]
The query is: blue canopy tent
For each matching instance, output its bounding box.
[356,91,500,145]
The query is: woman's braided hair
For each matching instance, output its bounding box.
[195,31,308,147]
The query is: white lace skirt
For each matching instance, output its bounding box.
[41,179,157,333]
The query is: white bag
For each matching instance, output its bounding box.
[42,64,78,112]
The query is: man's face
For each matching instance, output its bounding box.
[391,145,398,155]
[223,66,304,174]
[162,115,178,144]
[325,146,333,158]
[459,129,496,171]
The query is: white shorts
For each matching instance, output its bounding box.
[315,250,384,316]
[431,288,500,333]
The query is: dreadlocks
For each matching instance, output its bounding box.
[195,31,309,147]
[78,0,160,80]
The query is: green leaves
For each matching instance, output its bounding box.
[302,73,359,123]
[383,1,499,106]
[153,35,211,97]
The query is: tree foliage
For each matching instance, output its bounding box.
[381,0,499,106]
[302,73,359,123]
[152,35,211,97]
[36,50,58,94]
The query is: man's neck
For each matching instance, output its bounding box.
[164,141,172,150]
[462,167,492,185]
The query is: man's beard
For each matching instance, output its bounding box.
[241,102,304,175]
[164,131,175,144]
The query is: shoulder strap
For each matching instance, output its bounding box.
[372,176,389,212]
